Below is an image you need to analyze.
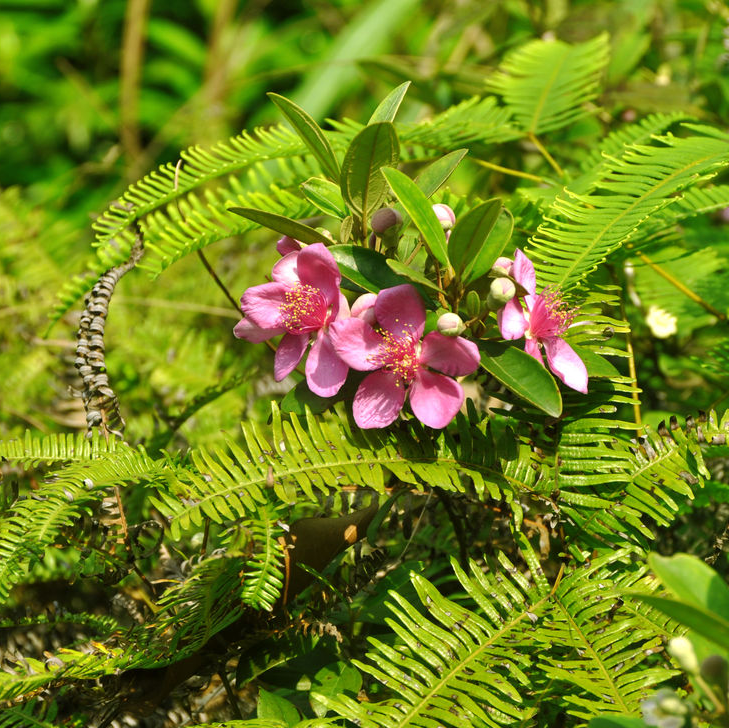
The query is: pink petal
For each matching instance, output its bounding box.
[351,293,377,319]
[276,236,302,256]
[335,293,351,321]
[542,337,588,393]
[233,317,283,342]
[375,285,425,339]
[498,298,529,340]
[409,370,464,429]
[352,370,406,428]
[420,332,480,376]
[329,318,383,371]
[525,294,552,338]
[295,243,341,304]
[274,332,308,381]
[513,249,536,295]
[306,330,349,397]
[271,252,300,286]
[241,282,288,329]
[524,337,544,364]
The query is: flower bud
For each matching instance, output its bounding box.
[668,636,699,675]
[371,207,403,234]
[432,204,456,231]
[465,290,482,319]
[700,654,728,686]
[352,293,377,327]
[486,278,516,310]
[436,313,466,337]
[276,236,302,256]
[491,256,514,277]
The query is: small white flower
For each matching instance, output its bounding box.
[646,305,677,339]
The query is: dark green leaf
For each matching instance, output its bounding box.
[301,177,347,218]
[382,167,449,267]
[449,199,502,280]
[479,341,562,417]
[310,662,363,718]
[227,208,330,244]
[588,717,648,728]
[257,687,300,726]
[415,149,468,199]
[329,244,410,293]
[573,346,622,378]
[462,208,513,284]
[268,92,340,180]
[280,381,333,416]
[386,259,444,293]
[369,81,411,123]
[340,123,400,224]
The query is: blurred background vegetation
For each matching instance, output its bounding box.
[2,0,729,448]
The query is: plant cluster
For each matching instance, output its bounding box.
[2,11,729,728]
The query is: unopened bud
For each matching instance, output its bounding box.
[436,313,466,337]
[371,207,403,234]
[700,654,728,686]
[352,293,377,327]
[465,290,482,319]
[486,278,516,310]
[668,637,699,674]
[491,256,513,277]
[432,204,456,231]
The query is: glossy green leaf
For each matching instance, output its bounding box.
[257,687,300,726]
[386,259,444,293]
[369,81,411,123]
[479,341,562,417]
[300,177,347,218]
[573,346,622,378]
[268,92,340,181]
[340,122,399,222]
[449,199,502,279]
[310,662,363,718]
[648,553,729,618]
[463,208,513,284]
[329,244,410,293]
[634,595,729,652]
[227,207,330,244]
[382,167,449,267]
[280,381,332,416]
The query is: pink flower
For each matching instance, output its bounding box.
[276,236,302,256]
[234,243,349,397]
[329,284,480,429]
[498,250,588,393]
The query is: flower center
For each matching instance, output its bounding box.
[279,284,329,334]
[542,289,576,336]
[369,324,421,385]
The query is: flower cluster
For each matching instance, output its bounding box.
[235,237,480,429]
[496,249,588,393]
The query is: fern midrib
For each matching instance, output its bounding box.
[394,590,552,727]
[553,598,630,712]
[545,148,722,289]
[527,50,569,134]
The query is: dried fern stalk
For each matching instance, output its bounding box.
[74,222,144,437]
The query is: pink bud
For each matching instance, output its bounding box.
[491,256,513,277]
[432,204,456,231]
[486,278,516,310]
[436,313,466,337]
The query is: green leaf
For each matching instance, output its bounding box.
[449,199,504,282]
[257,687,301,726]
[385,259,444,293]
[369,81,411,123]
[227,207,330,244]
[588,717,649,728]
[633,595,729,653]
[310,662,363,718]
[268,92,340,180]
[479,341,562,417]
[280,381,332,416]
[381,167,449,267]
[300,177,347,218]
[415,149,469,199]
[648,553,729,618]
[329,244,411,293]
[340,122,400,224]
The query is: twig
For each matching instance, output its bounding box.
[473,158,545,183]
[218,667,243,719]
[528,132,564,178]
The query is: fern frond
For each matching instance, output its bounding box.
[0,443,166,602]
[318,552,544,728]
[487,34,609,135]
[537,549,676,722]
[528,130,729,291]
[0,430,117,468]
